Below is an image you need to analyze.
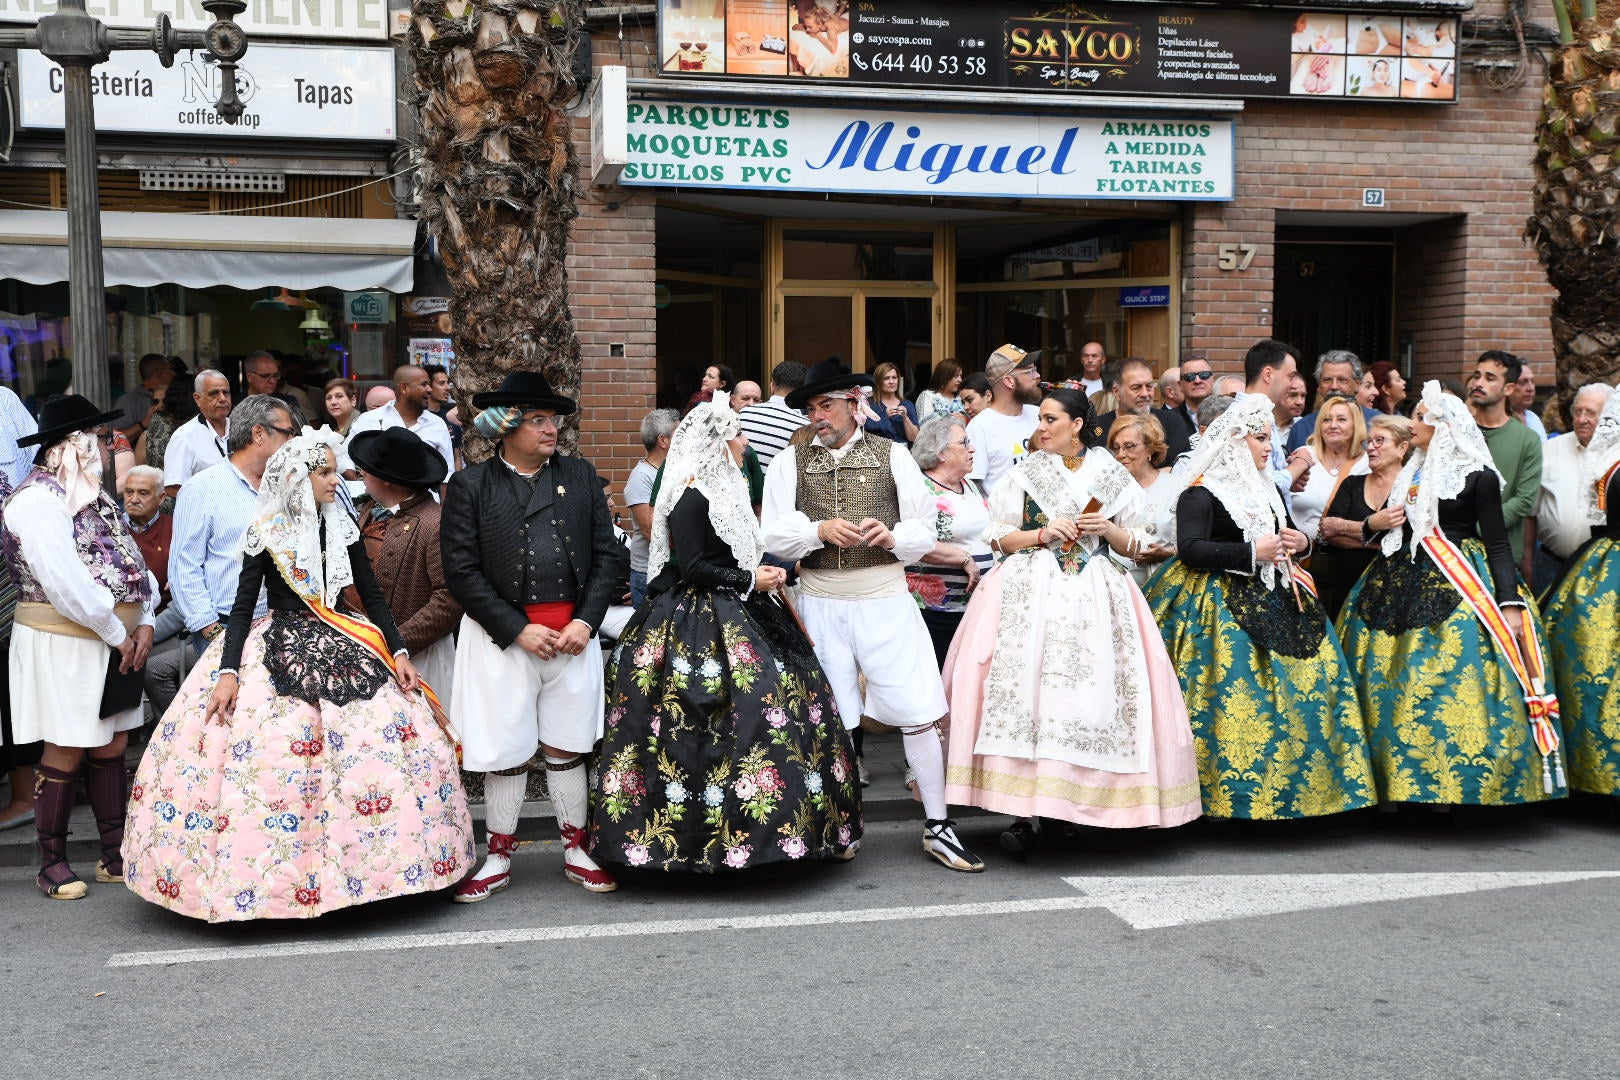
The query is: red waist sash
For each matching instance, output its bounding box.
[524,601,576,631]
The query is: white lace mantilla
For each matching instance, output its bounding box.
[240,426,358,610]
[1178,394,1289,589]
[1384,381,1502,557]
[648,392,764,582]
[1582,390,1620,525]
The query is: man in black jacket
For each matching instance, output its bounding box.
[1091,357,1192,462]
[441,372,629,901]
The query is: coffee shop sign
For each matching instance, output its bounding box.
[596,94,1234,202]
[0,0,387,40]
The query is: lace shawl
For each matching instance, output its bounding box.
[1177,393,1290,589]
[1383,381,1503,557]
[1582,389,1620,525]
[648,392,764,582]
[992,448,1142,557]
[240,426,359,610]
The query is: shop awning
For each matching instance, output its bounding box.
[0,210,417,293]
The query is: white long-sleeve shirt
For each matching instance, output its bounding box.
[6,487,157,646]
[761,429,937,600]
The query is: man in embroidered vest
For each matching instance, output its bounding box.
[344,426,462,709]
[1,395,158,899]
[442,372,629,901]
[761,371,985,872]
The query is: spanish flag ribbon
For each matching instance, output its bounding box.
[1290,561,1318,599]
[1418,530,1563,792]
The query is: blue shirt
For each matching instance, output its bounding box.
[168,459,266,633]
[0,387,39,490]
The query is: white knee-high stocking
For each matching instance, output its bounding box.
[545,755,605,872]
[473,770,526,880]
[901,725,948,821]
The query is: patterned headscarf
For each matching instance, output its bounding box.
[1384,381,1502,557]
[240,426,358,609]
[1178,393,1291,590]
[1582,387,1620,524]
[648,391,763,582]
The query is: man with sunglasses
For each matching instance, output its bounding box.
[1170,355,1217,439]
[168,396,296,663]
[442,371,628,901]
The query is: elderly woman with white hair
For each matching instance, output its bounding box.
[904,416,991,667]
[1528,386,1620,797]
[1338,382,1566,807]
[1145,393,1375,820]
[123,427,473,920]
[591,393,861,873]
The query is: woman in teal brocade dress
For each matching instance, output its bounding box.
[1145,394,1374,820]
[1337,382,1565,806]
[1543,387,1620,797]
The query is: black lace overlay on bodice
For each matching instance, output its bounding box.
[1221,571,1329,659]
[261,609,392,706]
[1358,553,1461,634]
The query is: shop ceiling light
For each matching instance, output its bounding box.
[299,308,331,334]
[249,288,298,311]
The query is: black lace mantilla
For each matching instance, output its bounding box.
[262,610,392,706]
[1356,553,1460,634]
[1223,572,1328,659]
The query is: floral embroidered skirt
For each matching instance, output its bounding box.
[1144,560,1376,820]
[943,550,1201,829]
[1544,538,1620,795]
[1338,540,1565,805]
[123,610,475,922]
[591,584,862,872]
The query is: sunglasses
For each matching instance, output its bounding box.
[1180,371,1214,383]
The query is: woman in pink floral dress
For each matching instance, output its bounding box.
[123,428,473,921]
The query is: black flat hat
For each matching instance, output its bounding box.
[470,371,577,415]
[785,372,874,411]
[18,394,123,448]
[348,427,449,490]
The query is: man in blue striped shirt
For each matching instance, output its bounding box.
[168,397,295,660]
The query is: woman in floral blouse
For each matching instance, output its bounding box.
[905,416,991,667]
[591,393,861,872]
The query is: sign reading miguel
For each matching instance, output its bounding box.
[16,42,396,138]
[656,0,1459,103]
[607,98,1235,200]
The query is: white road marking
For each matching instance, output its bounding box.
[104,869,1620,967]
[1061,870,1620,930]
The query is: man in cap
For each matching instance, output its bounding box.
[966,344,1042,494]
[346,427,462,708]
[1,395,158,898]
[761,368,985,872]
[442,371,629,900]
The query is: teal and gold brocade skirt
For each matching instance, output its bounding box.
[1543,537,1620,796]
[1337,539,1565,806]
[1144,560,1375,820]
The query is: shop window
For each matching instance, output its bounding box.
[956,220,1171,285]
[781,228,933,281]
[656,204,765,409]
[658,207,764,280]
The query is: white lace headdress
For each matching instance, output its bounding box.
[1582,388,1620,524]
[648,392,764,581]
[1383,381,1502,557]
[240,426,359,609]
[1178,392,1291,589]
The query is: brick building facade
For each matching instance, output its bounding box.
[569,1,1560,491]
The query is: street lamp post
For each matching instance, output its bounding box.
[0,0,249,408]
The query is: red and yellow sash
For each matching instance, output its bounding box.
[1290,561,1318,599]
[308,599,451,733]
[1418,530,1564,792]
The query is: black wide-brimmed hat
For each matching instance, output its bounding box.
[349,427,449,490]
[785,371,874,411]
[18,394,123,448]
[470,371,577,415]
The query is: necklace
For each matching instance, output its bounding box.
[926,472,964,494]
[1060,447,1085,469]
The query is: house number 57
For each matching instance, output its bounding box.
[1217,243,1257,271]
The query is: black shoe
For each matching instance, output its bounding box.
[999,819,1039,856]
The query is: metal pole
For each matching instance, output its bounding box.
[61,61,109,408]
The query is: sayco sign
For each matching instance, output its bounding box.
[596,98,1232,201]
[17,42,395,139]
[0,0,387,39]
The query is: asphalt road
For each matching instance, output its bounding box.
[7,800,1618,1080]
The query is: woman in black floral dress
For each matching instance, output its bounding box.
[591,394,861,872]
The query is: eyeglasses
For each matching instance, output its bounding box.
[1364,436,1401,449]
[521,414,560,429]
[246,369,278,380]
[1111,441,1143,453]
[1180,371,1214,382]
[263,423,298,438]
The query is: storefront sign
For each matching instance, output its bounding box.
[16,42,396,139]
[605,94,1234,201]
[343,290,390,323]
[0,0,388,40]
[1119,285,1170,308]
[656,0,1458,103]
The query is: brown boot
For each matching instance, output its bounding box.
[34,764,86,899]
[84,754,128,884]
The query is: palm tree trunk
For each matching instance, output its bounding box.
[408,0,585,460]
[1528,0,1620,425]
